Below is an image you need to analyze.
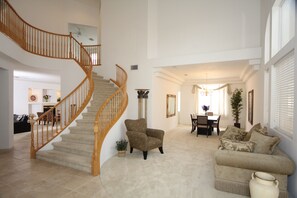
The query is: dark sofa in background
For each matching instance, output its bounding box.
[14,114,31,133]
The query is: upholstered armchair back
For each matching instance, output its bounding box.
[124,118,147,133]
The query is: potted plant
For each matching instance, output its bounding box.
[202,105,210,115]
[116,139,128,157]
[43,94,51,102]
[230,88,243,128]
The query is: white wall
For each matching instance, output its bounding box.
[100,0,152,122]
[245,70,265,131]
[8,0,100,37]
[152,75,181,131]
[0,67,14,149]
[147,0,261,69]
[14,79,60,115]
[152,0,260,58]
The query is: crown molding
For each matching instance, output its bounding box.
[153,68,184,85]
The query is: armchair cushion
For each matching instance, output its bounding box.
[126,131,148,150]
[147,128,164,141]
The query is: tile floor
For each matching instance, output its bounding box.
[0,125,247,198]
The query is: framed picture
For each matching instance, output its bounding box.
[166,94,176,118]
[248,90,254,125]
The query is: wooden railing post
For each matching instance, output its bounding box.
[80,42,83,65]
[92,121,100,176]
[29,113,36,159]
[69,32,72,59]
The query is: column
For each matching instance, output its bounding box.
[136,89,149,120]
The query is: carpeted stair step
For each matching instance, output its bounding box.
[81,114,96,120]
[37,150,91,173]
[82,111,97,117]
[76,119,94,127]
[69,126,94,135]
[61,133,94,144]
[52,141,93,157]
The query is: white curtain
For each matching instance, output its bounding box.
[194,84,229,116]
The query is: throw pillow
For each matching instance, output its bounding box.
[17,115,23,121]
[243,123,262,141]
[21,115,29,122]
[249,131,280,154]
[221,125,246,141]
[220,138,255,152]
[255,126,268,135]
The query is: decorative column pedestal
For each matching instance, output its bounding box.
[136,89,149,120]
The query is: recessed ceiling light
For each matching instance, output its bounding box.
[184,74,188,76]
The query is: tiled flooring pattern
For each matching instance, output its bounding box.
[0,126,247,198]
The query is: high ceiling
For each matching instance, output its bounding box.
[161,60,249,84]
[0,51,60,84]
[14,70,60,84]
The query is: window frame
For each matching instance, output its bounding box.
[266,0,296,138]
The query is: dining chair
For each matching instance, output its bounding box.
[190,114,197,133]
[197,115,210,137]
[212,115,221,135]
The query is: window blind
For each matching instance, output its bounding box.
[271,51,295,135]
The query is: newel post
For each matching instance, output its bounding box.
[92,120,100,176]
[29,114,36,159]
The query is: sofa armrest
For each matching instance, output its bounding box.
[215,149,295,175]
[146,128,164,141]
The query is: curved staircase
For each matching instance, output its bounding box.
[37,73,117,173]
[0,0,128,175]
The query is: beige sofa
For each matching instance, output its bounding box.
[214,125,295,198]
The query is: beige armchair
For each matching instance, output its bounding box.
[125,118,164,160]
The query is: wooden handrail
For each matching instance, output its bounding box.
[92,64,128,176]
[0,0,97,157]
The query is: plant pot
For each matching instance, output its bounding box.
[234,123,240,128]
[117,150,126,157]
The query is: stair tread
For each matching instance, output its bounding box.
[61,134,94,145]
[37,150,91,166]
[53,141,93,155]
[61,133,93,139]
[37,150,91,173]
